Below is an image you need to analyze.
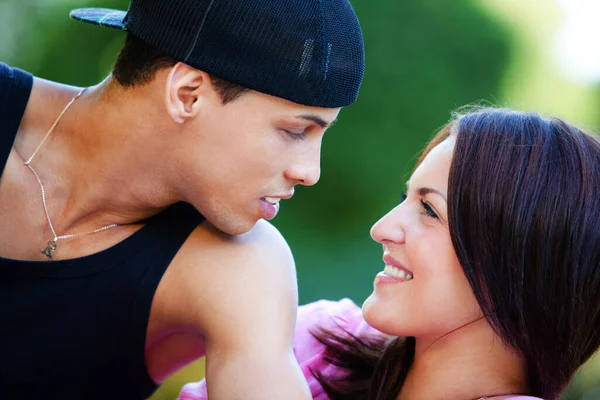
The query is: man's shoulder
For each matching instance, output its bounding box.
[182,218,292,264]
[159,218,298,334]
[172,218,297,291]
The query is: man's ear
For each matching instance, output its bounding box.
[164,62,212,124]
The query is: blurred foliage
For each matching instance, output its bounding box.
[482,0,600,132]
[0,0,598,399]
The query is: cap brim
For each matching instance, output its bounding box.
[70,8,127,31]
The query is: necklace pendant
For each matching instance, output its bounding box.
[41,240,57,259]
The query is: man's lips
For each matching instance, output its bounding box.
[259,199,280,220]
[259,189,294,220]
[262,188,295,203]
[262,195,291,202]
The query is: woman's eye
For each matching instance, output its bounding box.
[420,200,439,219]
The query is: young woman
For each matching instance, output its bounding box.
[178,108,600,400]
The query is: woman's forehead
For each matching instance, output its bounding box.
[409,137,455,189]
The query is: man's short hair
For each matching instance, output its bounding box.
[113,33,250,104]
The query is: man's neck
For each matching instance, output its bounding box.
[16,75,182,235]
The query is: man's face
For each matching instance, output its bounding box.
[172,89,341,235]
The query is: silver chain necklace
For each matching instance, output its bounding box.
[24,87,119,259]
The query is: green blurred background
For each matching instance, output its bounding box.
[2,0,599,398]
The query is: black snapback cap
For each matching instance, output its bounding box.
[70,0,365,108]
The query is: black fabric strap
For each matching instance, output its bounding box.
[0,63,33,176]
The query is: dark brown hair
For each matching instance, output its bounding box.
[112,33,250,104]
[314,108,600,400]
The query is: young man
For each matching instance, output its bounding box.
[0,0,364,399]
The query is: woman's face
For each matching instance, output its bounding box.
[362,137,482,340]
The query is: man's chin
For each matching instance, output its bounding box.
[211,217,258,236]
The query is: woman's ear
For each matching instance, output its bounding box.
[164,62,210,124]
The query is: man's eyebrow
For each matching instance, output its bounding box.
[297,114,337,128]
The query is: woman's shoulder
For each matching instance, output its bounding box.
[294,298,381,360]
[297,297,383,338]
[295,298,384,398]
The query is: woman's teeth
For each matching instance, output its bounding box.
[384,264,413,281]
[264,197,281,204]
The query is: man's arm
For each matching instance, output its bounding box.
[178,298,385,400]
[165,219,311,400]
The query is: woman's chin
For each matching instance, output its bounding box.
[362,293,405,336]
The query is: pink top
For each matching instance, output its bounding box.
[177,299,543,400]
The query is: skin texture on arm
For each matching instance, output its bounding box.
[158,219,311,400]
[178,298,385,400]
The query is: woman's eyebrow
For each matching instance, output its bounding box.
[418,187,447,202]
[406,181,447,202]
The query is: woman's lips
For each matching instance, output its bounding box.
[383,255,413,275]
[375,255,414,285]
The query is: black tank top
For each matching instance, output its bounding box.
[0,63,206,399]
